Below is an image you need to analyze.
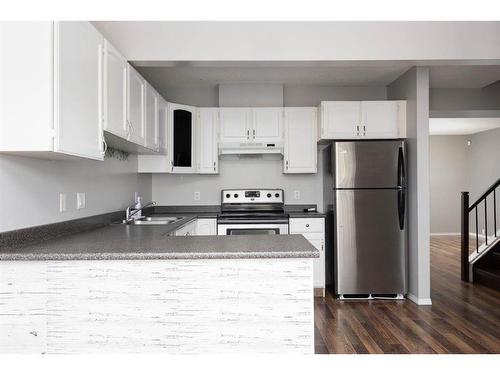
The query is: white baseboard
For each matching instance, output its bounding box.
[408,293,432,306]
[430,232,460,236]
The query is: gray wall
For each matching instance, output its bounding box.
[388,67,431,304]
[152,153,323,208]
[0,154,152,232]
[429,136,468,234]
[284,86,387,106]
[430,84,500,111]
[468,127,500,202]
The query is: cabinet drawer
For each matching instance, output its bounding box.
[289,218,324,233]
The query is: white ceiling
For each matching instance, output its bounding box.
[135,63,500,90]
[429,118,500,135]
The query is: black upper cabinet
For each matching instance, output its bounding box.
[173,109,192,167]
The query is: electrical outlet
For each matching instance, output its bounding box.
[77,192,86,209]
[59,193,66,212]
[194,191,201,201]
[294,190,301,200]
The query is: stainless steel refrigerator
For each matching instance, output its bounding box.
[332,140,407,297]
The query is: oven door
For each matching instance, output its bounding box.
[217,223,289,236]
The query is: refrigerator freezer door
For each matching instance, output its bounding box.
[334,140,405,189]
[335,189,406,295]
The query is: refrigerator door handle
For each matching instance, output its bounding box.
[397,146,405,188]
[398,188,405,230]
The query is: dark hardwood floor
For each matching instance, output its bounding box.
[314,236,500,354]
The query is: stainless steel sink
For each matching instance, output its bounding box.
[123,216,185,225]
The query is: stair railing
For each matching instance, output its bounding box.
[461,177,500,281]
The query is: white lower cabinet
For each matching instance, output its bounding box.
[0,21,104,160]
[289,218,325,292]
[174,220,197,236]
[174,218,217,236]
[195,218,217,235]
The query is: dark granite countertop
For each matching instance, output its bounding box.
[284,205,326,218]
[0,211,319,261]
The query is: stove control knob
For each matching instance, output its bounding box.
[275,193,280,198]
[267,193,272,198]
[225,194,230,198]
[234,193,239,198]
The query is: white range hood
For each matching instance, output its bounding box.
[218,141,283,155]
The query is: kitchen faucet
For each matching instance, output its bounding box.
[125,200,157,223]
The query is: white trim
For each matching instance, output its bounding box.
[408,293,432,305]
[430,232,460,236]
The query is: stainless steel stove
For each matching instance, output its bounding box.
[217,189,289,235]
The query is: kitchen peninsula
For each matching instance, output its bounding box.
[0,221,318,354]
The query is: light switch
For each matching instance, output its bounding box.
[77,192,86,209]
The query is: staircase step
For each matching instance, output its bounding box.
[473,267,500,292]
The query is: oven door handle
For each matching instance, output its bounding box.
[217,218,290,225]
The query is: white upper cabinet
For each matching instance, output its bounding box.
[145,82,159,151]
[284,107,317,174]
[54,22,104,160]
[219,108,252,142]
[102,39,128,139]
[252,108,284,143]
[197,108,219,174]
[362,101,406,138]
[0,22,104,160]
[319,101,361,139]
[127,65,146,146]
[319,100,406,140]
[169,102,197,173]
[137,97,171,173]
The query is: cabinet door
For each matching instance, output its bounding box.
[54,22,104,160]
[195,218,217,235]
[198,108,219,174]
[320,101,361,139]
[158,97,169,155]
[307,237,325,289]
[145,83,159,151]
[219,108,251,142]
[137,98,171,173]
[284,107,317,173]
[169,102,197,173]
[102,39,127,139]
[252,108,283,143]
[175,220,197,236]
[127,65,146,146]
[361,101,400,139]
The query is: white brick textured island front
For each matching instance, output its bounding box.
[0,258,314,354]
